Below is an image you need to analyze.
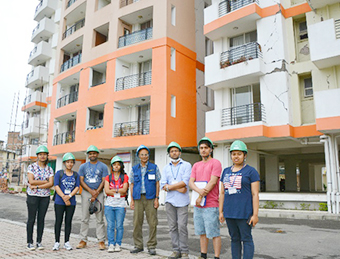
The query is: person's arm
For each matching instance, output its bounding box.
[203,175,219,196]
[31,175,54,189]
[104,179,115,196]
[130,182,135,210]
[27,173,48,186]
[80,176,96,197]
[118,181,128,195]
[250,181,260,227]
[219,181,225,223]
[154,180,160,209]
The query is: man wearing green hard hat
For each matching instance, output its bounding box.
[77,145,109,250]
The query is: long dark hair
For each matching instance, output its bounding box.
[37,154,49,166]
[111,161,125,175]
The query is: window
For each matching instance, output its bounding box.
[171,95,176,117]
[299,21,308,40]
[303,77,313,97]
[97,0,111,10]
[171,48,176,71]
[94,23,109,47]
[90,63,107,87]
[171,5,176,26]
[230,31,257,48]
[205,37,214,56]
[141,20,153,30]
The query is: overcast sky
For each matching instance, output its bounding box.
[0,1,37,143]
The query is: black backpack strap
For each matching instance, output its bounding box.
[73,171,78,180]
[109,173,113,184]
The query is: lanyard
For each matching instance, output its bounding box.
[88,163,98,176]
[170,163,181,181]
[229,164,246,187]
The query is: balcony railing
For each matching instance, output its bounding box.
[118,28,153,48]
[67,0,77,8]
[220,42,262,68]
[29,46,38,58]
[35,0,43,13]
[57,91,78,108]
[219,0,258,17]
[53,131,75,146]
[221,103,265,127]
[114,120,150,137]
[32,24,40,36]
[120,0,138,8]
[23,95,32,106]
[116,71,151,91]
[60,54,82,72]
[62,18,85,40]
[335,19,340,39]
[26,70,34,81]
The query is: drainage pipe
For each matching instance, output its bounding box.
[320,135,332,213]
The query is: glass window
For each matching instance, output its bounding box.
[304,77,313,97]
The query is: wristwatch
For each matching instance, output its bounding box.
[156,196,160,199]
[36,186,39,189]
[69,194,72,198]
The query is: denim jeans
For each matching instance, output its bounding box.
[226,218,254,259]
[104,206,126,246]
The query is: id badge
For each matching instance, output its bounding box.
[64,189,71,194]
[148,174,156,180]
[171,180,178,184]
[89,178,96,183]
[228,187,237,195]
[114,193,121,198]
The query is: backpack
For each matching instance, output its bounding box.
[109,173,129,205]
[53,170,78,201]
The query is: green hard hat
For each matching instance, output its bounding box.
[36,145,49,154]
[230,140,248,153]
[87,145,99,153]
[198,137,214,149]
[111,156,123,165]
[167,141,182,153]
[63,152,75,162]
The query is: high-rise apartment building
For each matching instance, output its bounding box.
[204,0,340,213]
[20,0,212,178]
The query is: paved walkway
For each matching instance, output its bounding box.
[0,218,172,259]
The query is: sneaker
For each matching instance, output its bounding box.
[76,240,87,249]
[108,244,115,253]
[181,253,189,259]
[36,242,44,250]
[130,247,143,253]
[115,245,121,252]
[64,241,73,251]
[27,243,35,251]
[168,251,181,259]
[148,248,156,255]
[52,242,60,251]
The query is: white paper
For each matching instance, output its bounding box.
[190,181,207,206]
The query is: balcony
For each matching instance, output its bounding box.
[31,17,55,44]
[205,42,264,89]
[204,0,260,41]
[308,0,339,9]
[120,0,139,8]
[206,103,266,133]
[118,28,152,48]
[22,91,47,112]
[28,41,52,66]
[60,54,82,72]
[25,66,49,89]
[116,71,151,91]
[22,117,44,137]
[66,0,77,8]
[62,18,85,40]
[21,144,38,158]
[57,91,78,108]
[114,120,150,137]
[53,131,75,145]
[309,18,340,69]
[34,0,58,22]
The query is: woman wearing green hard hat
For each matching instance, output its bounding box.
[52,153,80,251]
[219,140,260,259]
[104,156,129,253]
[26,145,54,251]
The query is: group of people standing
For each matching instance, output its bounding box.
[25,137,260,259]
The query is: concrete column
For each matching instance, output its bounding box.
[265,156,279,192]
[56,156,63,172]
[309,164,316,192]
[284,158,297,192]
[246,151,259,172]
[299,161,310,192]
[155,147,167,205]
[314,165,324,192]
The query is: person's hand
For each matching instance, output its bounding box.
[198,188,206,197]
[219,212,225,223]
[162,184,169,192]
[62,195,70,203]
[30,185,37,190]
[154,198,159,209]
[249,215,258,227]
[196,196,202,207]
[65,200,71,206]
[130,200,135,210]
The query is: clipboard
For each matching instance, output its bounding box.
[190,181,207,207]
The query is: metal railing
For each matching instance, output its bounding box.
[60,54,82,72]
[219,0,258,17]
[53,131,75,146]
[26,70,34,81]
[220,42,262,68]
[221,103,265,127]
[67,0,77,8]
[120,0,139,8]
[114,120,150,137]
[335,19,340,39]
[35,0,43,13]
[116,71,151,91]
[32,24,40,36]
[57,91,78,108]
[118,27,153,48]
[24,95,32,106]
[62,18,85,40]
[29,46,37,58]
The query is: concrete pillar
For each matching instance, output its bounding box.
[299,161,310,192]
[314,165,324,192]
[246,151,259,172]
[284,158,297,192]
[265,156,279,192]
[309,164,316,192]
[56,156,63,172]
[155,147,167,205]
